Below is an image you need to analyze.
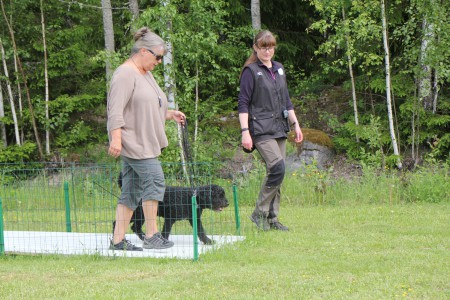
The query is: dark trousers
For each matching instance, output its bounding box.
[254,138,286,222]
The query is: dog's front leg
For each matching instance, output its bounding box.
[190,213,213,245]
[161,218,175,240]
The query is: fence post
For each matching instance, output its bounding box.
[0,197,4,255]
[233,184,241,235]
[191,193,199,262]
[64,182,72,232]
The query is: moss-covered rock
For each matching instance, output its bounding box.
[288,128,334,149]
[287,128,335,170]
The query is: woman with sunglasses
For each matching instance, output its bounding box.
[107,27,185,251]
[238,30,303,231]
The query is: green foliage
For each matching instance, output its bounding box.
[0,0,448,168]
[401,164,449,203]
[305,0,449,167]
[0,142,37,163]
[424,133,450,164]
[131,0,251,162]
[141,2,249,81]
[54,120,91,148]
[329,115,402,168]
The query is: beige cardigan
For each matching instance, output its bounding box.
[107,65,168,159]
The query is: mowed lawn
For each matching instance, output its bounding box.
[1,203,448,299]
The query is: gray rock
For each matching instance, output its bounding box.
[286,141,334,170]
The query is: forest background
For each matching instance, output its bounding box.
[0,0,448,171]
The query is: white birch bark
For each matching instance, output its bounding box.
[342,7,359,142]
[41,0,50,154]
[194,66,199,143]
[161,0,188,178]
[0,38,20,145]
[162,0,176,109]
[129,0,139,21]
[418,17,434,111]
[432,69,438,114]
[0,79,6,147]
[0,0,43,158]
[251,0,261,30]
[163,34,176,109]
[13,49,23,144]
[101,0,115,82]
[381,0,401,168]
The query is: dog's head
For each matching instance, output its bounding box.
[197,184,229,211]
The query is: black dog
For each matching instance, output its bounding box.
[113,174,229,245]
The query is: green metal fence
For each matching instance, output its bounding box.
[0,162,243,260]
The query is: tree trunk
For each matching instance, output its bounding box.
[0,38,20,146]
[342,6,359,142]
[13,51,23,144]
[432,69,438,114]
[0,0,43,158]
[194,65,199,143]
[129,0,139,21]
[161,0,176,109]
[41,0,50,154]
[251,0,261,30]
[419,17,434,111]
[0,78,6,147]
[101,0,115,82]
[163,30,176,108]
[380,0,401,169]
[161,0,188,176]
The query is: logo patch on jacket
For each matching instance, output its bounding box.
[278,68,284,76]
[257,71,263,76]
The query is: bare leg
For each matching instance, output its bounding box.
[143,200,159,237]
[112,203,133,244]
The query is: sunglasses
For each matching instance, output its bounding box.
[146,49,164,61]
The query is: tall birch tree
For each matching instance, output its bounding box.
[0,78,5,147]
[418,17,433,111]
[101,0,115,81]
[0,39,20,145]
[380,0,401,168]
[41,0,50,154]
[13,49,23,144]
[341,5,359,142]
[0,0,43,158]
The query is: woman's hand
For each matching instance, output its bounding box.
[108,128,122,158]
[294,124,303,143]
[167,110,186,126]
[242,131,253,151]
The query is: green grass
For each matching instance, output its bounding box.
[1,164,448,298]
[1,203,449,299]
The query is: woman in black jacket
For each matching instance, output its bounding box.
[238,30,303,231]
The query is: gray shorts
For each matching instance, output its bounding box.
[118,156,166,210]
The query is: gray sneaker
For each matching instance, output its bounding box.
[110,239,143,251]
[143,232,174,249]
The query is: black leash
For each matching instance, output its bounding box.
[181,120,198,196]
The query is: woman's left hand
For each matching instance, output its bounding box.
[172,110,186,126]
[294,125,303,143]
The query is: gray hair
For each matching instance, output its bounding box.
[131,27,167,55]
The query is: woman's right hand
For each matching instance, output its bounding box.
[108,129,122,158]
